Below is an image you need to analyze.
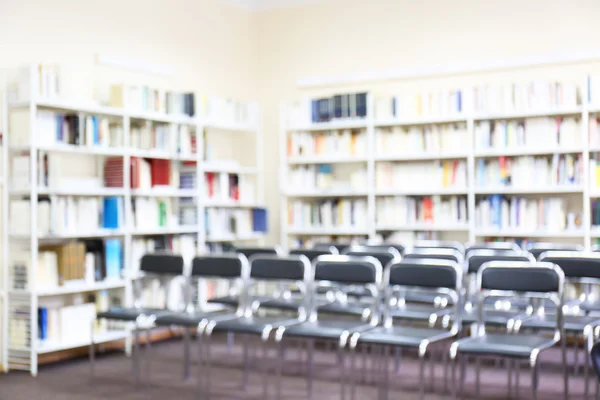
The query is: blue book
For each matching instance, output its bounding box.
[103,197,120,229]
[56,115,63,143]
[93,116,99,145]
[38,308,48,340]
[333,95,343,119]
[490,195,502,228]
[311,100,319,123]
[477,159,486,187]
[456,90,462,113]
[105,239,122,279]
[252,208,268,233]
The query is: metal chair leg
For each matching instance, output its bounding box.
[429,345,435,393]
[184,327,191,381]
[443,345,449,393]
[419,350,426,400]
[197,329,205,400]
[206,333,213,400]
[242,334,250,390]
[531,359,539,400]
[276,339,285,400]
[134,327,141,388]
[145,328,152,390]
[338,343,346,400]
[307,339,315,400]
[394,346,401,374]
[562,335,569,400]
[262,337,270,400]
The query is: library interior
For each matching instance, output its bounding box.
[2,0,600,398]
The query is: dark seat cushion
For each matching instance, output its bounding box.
[403,292,453,305]
[283,320,372,340]
[97,307,170,321]
[455,333,558,357]
[212,316,301,335]
[460,308,522,326]
[357,326,454,347]
[259,298,304,311]
[390,304,451,321]
[207,295,239,307]
[519,314,600,332]
[154,310,231,327]
[318,301,373,317]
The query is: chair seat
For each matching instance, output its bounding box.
[461,308,522,326]
[519,314,600,332]
[154,310,230,327]
[212,316,301,335]
[207,295,239,307]
[283,320,372,340]
[403,292,453,305]
[455,333,558,358]
[318,301,373,317]
[260,298,304,311]
[357,326,453,347]
[390,304,451,321]
[96,307,169,322]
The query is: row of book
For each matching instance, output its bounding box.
[475,155,583,188]
[375,124,467,155]
[288,165,367,192]
[205,172,255,203]
[132,197,178,230]
[376,196,468,227]
[110,84,195,116]
[376,161,467,190]
[310,93,368,123]
[9,197,124,236]
[37,302,97,344]
[475,195,581,231]
[205,208,267,238]
[105,157,175,188]
[130,121,195,155]
[287,130,367,158]
[287,199,368,230]
[471,81,579,113]
[374,90,464,120]
[475,117,581,150]
[11,239,122,291]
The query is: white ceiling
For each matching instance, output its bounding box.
[220,0,327,11]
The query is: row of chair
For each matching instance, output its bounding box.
[89,241,600,399]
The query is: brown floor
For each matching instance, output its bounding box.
[0,334,594,400]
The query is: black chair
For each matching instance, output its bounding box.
[201,254,312,399]
[290,247,339,261]
[90,253,185,385]
[526,242,584,260]
[313,242,351,253]
[411,240,465,254]
[348,258,463,400]
[450,261,567,400]
[403,247,464,264]
[274,255,383,399]
[464,241,521,258]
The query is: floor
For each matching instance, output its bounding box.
[0,334,594,400]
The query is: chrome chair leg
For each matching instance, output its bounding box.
[562,336,569,400]
[531,359,539,400]
[145,328,151,390]
[196,329,205,400]
[394,346,401,374]
[242,334,250,390]
[419,350,426,400]
[134,327,141,388]
[184,327,191,381]
[205,333,213,400]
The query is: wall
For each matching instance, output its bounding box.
[0,0,258,371]
[256,0,600,245]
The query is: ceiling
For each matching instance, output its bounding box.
[220,0,327,11]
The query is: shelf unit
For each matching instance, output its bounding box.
[1,66,266,375]
[280,91,597,250]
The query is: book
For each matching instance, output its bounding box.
[376,196,468,227]
[105,239,122,280]
[376,160,467,190]
[287,199,368,230]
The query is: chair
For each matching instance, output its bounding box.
[313,242,351,253]
[404,248,464,264]
[348,258,463,400]
[450,261,567,400]
[290,247,339,261]
[411,240,465,254]
[526,242,584,260]
[464,241,521,257]
[201,254,312,399]
[90,253,185,385]
[274,255,383,400]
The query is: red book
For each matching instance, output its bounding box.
[423,197,433,223]
[130,157,140,189]
[206,173,215,198]
[150,159,170,187]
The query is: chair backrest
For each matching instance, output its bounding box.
[236,246,283,259]
[248,254,312,318]
[384,258,462,332]
[311,255,383,323]
[465,242,521,258]
[476,261,564,338]
[191,254,249,315]
[526,242,584,260]
[403,248,464,264]
[351,243,405,256]
[290,248,338,261]
[342,245,401,268]
[135,254,186,309]
[466,249,534,275]
[313,242,350,253]
[412,240,465,254]
[539,251,600,283]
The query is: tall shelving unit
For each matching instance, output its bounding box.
[280,86,597,251]
[2,66,265,375]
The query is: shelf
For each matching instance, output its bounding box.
[206,232,266,242]
[286,227,369,236]
[205,120,258,133]
[11,144,128,156]
[19,280,128,297]
[204,200,263,208]
[203,165,258,174]
[130,226,199,236]
[375,152,468,162]
[375,115,467,126]
[288,119,368,131]
[589,190,600,198]
[376,224,470,232]
[475,186,583,194]
[375,188,468,196]
[474,147,584,158]
[473,106,583,120]
[36,330,128,354]
[10,230,126,241]
[128,110,196,125]
[129,148,197,161]
[288,155,368,164]
[474,228,584,238]
[10,99,125,118]
[131,188,197,197]
[9,187,126,196]
[286,189,368,198]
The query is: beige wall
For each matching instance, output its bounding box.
[256,0,600,245]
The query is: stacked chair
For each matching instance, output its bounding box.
[89,240,600,400]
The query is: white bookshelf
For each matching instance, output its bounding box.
[1,66,266,375]
[280,89,597,250]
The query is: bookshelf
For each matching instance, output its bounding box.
[280,80,599,249]
[1,65,266,375]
